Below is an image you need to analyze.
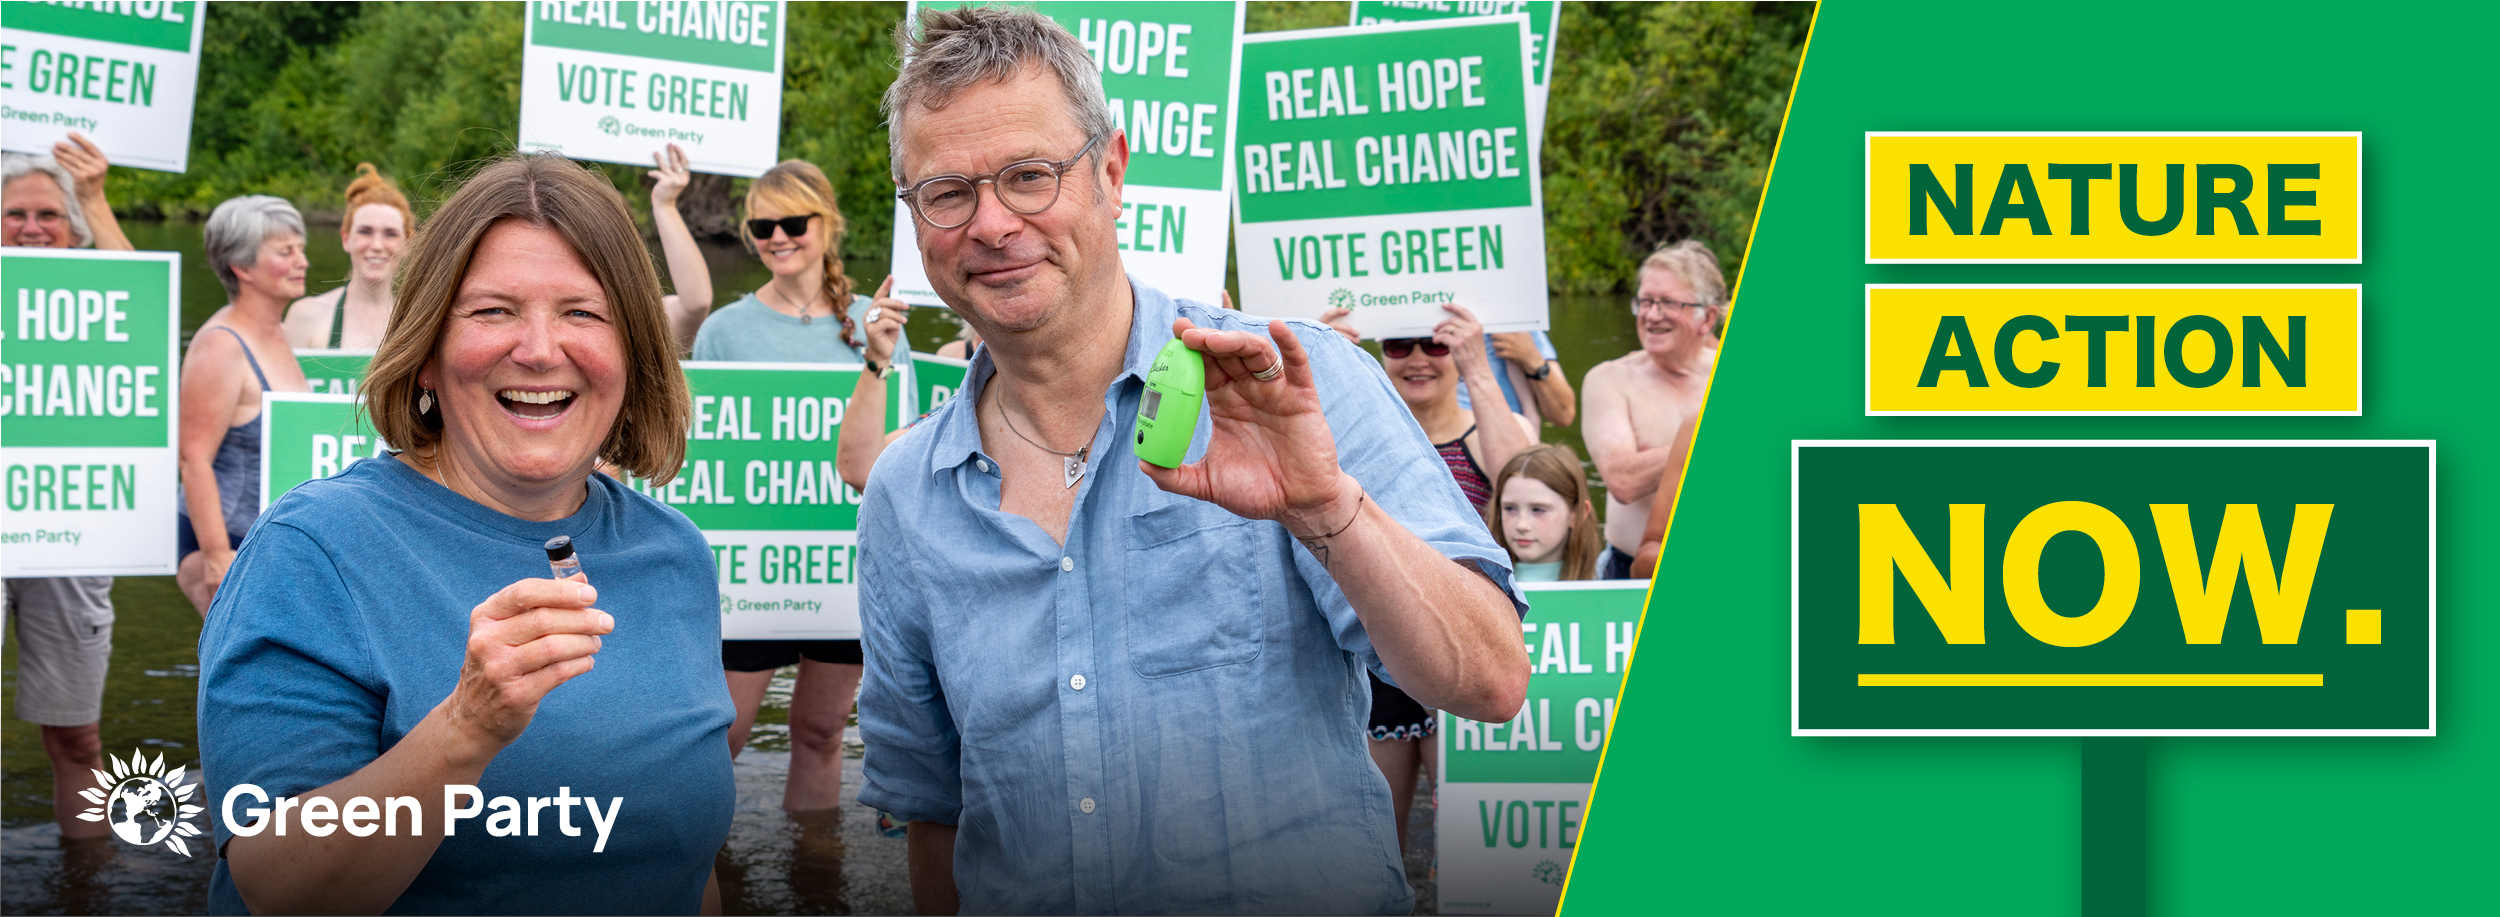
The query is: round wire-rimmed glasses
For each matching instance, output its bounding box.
[896,132,1108,229]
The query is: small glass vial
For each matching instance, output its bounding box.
[544,535,584,581]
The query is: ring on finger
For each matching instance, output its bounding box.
[864,307,882,325]
[1252,361,1283,382]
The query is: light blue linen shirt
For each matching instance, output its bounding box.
[855,280,1526,915]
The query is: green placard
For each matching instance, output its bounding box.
[258,393,387,510]
[1,249,177,448]
[527,0,780,72]
[1444,582,1644,784]
[1792,441,2433,734]
[914,1,1240,192]
[910,352,969,423]
[1352,1,1557,87]
[1235,19,1534,224]
[0,0,198,52]
[293,349,371,397]
[624,362,903,529]
[2,248,181,576]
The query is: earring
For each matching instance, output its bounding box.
[417,389,434,414]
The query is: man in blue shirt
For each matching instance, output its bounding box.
[858,8,1534,915]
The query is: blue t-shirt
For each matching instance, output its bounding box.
[690,292,870,363]
[197,456,733,915]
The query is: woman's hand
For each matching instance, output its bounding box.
[1434,303,1492,376]
[55,133,111,196]
[649,143,692,211]
[442,577,615,751]
[1316,307,1363,344]
[863,276,910,365]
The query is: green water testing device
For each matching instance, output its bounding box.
[1135,338,1205,468]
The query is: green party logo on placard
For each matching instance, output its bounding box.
[1792,441,2434,735]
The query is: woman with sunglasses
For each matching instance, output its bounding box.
[650,150,893,816]
[1370,302,1537,857]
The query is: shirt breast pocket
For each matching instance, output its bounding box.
[1122,501,1268,678]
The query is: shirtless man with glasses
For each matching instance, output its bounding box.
[1579,239,1726,579]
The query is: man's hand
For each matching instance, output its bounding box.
[1490,331,1542,371]
[443,577,614,752]
[863,276,910,364]
[1315,307,1363,344]
[1138,318,1361,539]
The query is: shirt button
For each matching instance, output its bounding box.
[1060,556,1075,572]
[976,459,991,474]
[1070,674,1087,691]
[1080,797,1096,814]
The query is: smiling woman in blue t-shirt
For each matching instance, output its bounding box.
[197,154,731,915]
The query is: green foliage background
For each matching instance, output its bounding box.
[101,1,1805,293]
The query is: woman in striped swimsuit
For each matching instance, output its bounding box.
[1370,302,1537,856]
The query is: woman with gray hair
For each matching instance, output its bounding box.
[3,132,133,848]
[2,133,133,250]
[177,195,313,615]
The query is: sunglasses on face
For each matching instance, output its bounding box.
[745,214,816,240]
[1380,338,1451,359]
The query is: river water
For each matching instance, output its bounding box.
[4,218,1635,914]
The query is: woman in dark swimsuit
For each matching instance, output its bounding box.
[282,164,410,351]
[178,195,314,615]
[1372,302,1537,855]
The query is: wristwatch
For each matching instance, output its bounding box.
[1527,360,1554,381]
[864,358,887,378]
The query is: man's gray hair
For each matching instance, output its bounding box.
[1641,239,1729,304]
[882,5,1115,185]
[204,195,305,297]
[1,153,94,248]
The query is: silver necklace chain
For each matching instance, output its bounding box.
[762,283,814,324]
[997,396,1090,489]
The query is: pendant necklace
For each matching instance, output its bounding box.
[999,400,1089,489]
[766,284,813,324]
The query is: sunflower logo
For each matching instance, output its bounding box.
[1328,288,1357,311]
[76,749,206,856]
[1532,859,1566,886]
[597,115,622,137]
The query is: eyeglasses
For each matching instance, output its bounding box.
[1380,338,1451,359]
[1630,296,1712,317]
[896,133,1107,230]
[3,208,67,226]
[745,214,817,240]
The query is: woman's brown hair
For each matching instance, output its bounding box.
[742,159,856,349]
[342,162,413,233]
[1485,444,1604,581]
[366,153,690,483]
